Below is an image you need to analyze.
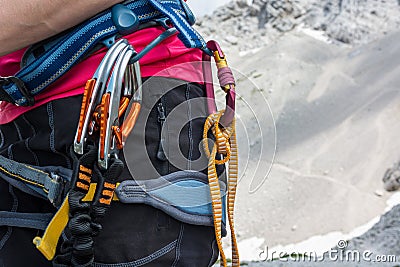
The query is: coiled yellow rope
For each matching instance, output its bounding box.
[203,110,239,267]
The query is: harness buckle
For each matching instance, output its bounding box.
[0,76,34,106]
[48,173,65,207]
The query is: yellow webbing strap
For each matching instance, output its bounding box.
[33,196,70,260]
[203,110,240,267]
[33,183,119,260]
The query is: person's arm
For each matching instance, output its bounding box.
[0,0,123,56]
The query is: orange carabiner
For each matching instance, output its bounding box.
[99,93,110,160]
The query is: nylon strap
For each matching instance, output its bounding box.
[32,179,122,262]
[201,40,239,266]
[81,183,120,202]
[0,211,53,230]
[203,111,240,267]
[48,146,124,266]
[33,197,70,260]
[0,0,205,106]
[0,155,65,206]
[148,0,206,49]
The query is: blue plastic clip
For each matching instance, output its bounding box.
[111,4,140,36]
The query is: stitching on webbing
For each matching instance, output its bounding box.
[47,102,72,168]
[93,239,177,267]
[12,121,23,141]
[171,223,184,267]
[0,128,4,149]
[0,184,19,250]
[32,27,115,94]
[21,115,40,165]
[186,85,193,169]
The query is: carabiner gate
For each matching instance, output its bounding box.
[74,39,142,170]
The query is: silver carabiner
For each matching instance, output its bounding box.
[74,39,130,155]
[120,59,142,145]
[98,45,134,170]
[73,38,142,170]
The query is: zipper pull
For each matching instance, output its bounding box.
[157,102,167,161]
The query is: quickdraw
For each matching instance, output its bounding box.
[203,41,240,267]
[33,39,143,263]
[74,39,142,170]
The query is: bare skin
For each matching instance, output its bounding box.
[0,0,123,56]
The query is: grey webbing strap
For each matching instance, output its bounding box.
[0,173,46,200]
[0,155,64,205]
[116,171,227,229]
[0,211,53,230]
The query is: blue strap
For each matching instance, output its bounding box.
[0,0,205,106]
[0,211,53,230]
[148,0,206,49]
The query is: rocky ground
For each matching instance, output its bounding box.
[245,204,400,266]
[197,0,400,266]
[196,0,400,51]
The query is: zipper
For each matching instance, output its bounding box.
[156,100,167,161]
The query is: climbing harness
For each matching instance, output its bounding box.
[0,1,240,266]
[37,33,146,264]
[0,0,203,106]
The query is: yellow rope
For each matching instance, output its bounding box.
[203,110,239,267]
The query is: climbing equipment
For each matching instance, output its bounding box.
[39,36,142,264]
[202,40,240,267]
[73,39,141,170]
[0,0,206,106]
[0,1,240,266]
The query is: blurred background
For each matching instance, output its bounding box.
[189,0,400,266]
[187,0,232,16]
